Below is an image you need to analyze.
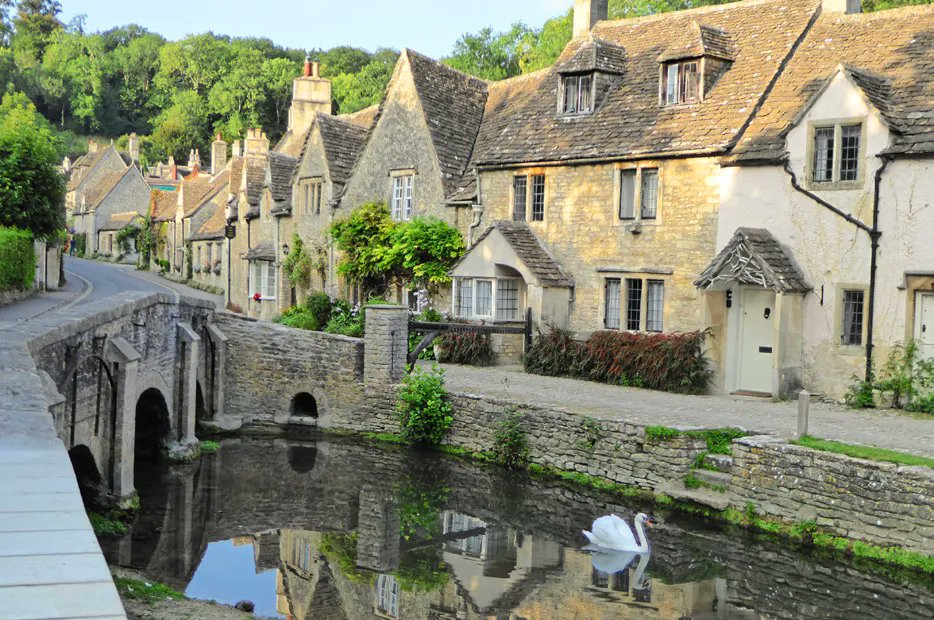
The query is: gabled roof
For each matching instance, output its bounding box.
[191,201,227,241]
[274,128,312,158]
[315,114,370,186]
[183,171,229,219]
[732,5,934,162]
[471,0,819,167]
[405,49,489,197]
[67,145,122,191]
[695,228,810,293]
[98,212,142,232]
[452,221,574,288]
[244,157,267,216]
[555,36,627,74]
[267,151,299,214]
[76,169,127,213]
[658,22,737,62]
[150,189,177,222]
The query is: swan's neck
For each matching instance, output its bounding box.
[633,552,651,588]
[634,519,650,553]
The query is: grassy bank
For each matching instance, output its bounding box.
[792,435,934,469]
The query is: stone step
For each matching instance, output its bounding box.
[658,482,732,511]
[694,469,732,487]
[704,454,733,473]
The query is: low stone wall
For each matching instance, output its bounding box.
[0,287,34,306]
[731,435,934,553]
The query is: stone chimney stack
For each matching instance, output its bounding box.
[87,139,99,154]
[573,0,609,38]
[168,156,177,181]
[128,133,140,164]
[232,140,241,158]
[211,133,228,174]
[822,0,861,13]
[289,53,332,135]
[244,129,269,159]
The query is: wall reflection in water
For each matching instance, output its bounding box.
[103,436,934,620]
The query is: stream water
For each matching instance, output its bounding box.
[103,435,933,619]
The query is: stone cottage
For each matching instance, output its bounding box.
[65,140,132,217]
[73,164,151,258]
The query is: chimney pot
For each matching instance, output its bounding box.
[303,54,312,77]
[312,61,320,78]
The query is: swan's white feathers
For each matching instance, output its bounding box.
[582,514,638,551]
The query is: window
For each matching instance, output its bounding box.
[475,280,493,317]
[513,176,527,221]
[811,122,863,184]
[665,61,700,105]
[605,278,621,329]
[376,574,400,618]
[562,74,594,115]
[646,280,664,332]
[391,175,413,221]
[531,175,545,222]
[842,289,865,346]
[303,183,311,214]
[625,278,643,331]
[496,279,520,320]
[619,168,660,222]
[250,261,277,300]
[456,279,473,317]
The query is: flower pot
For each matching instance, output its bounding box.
[433,343,446,362]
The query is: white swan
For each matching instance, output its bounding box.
[582,513,656,553]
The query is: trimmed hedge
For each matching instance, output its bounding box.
[525,326,711,394]
[0,226,34,291]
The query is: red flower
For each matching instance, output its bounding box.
[253,293,262,302]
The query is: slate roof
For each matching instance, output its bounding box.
[471,0,819,166]
[405,49,489,197]
[245,242,276,261]
[150,190,178,222]
[695,227,810,293]
[555,36,627,74]
[98,212,140,232]
[316,114,370,186]
[732,5,934,161]
[244,157,267,218]
[267,151,299,214]
[275,128,311,158]
[453,221,574,288]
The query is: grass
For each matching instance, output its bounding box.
[645,426,746,455]
[114,576,183,604]
[792,435,934,469]
[198,440,220,454]
[89,512,129,536]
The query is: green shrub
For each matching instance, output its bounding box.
[276,305,322,331]
[844,378,876,409]
[437,331,495,366]
[306,292,334,327]
[324,300,365,337]
[73,232,87,256]
[0,226,35,291]
[396,365,453,445]
[492,409,530,469]
[907,393,934,414]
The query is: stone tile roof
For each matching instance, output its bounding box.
[445,174,477,204]
[658,22,737,62]
[77,169,126,213]
[555,36,627,74]
[67,147,112,191]
[245,157,267,218]
[405,49,489,197]
[150,189,178,222]
[455,221,574,288]
[732,5,934,161]
[182,172,227,218]
[695,227,810,293]
[316,114,369,186]
[267,152,299,214]
[340,104,379,128]
[191,201,227,241]
[245,242,276,262]
[98,212,140,232]
[274,128,311,158]
[471,0,819,166]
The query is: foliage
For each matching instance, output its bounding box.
[198,440,219,454]
[492,408,530,469]
[437,331,495,366]
[306,291,334,327]
[323,300,363,337]
[0,225,34,290]
[88,512,128,536]
[394,546,450,593]
[72,232,86,256]
[330,204,465,297]
[276,304,322,331]
[396,364,453,445]
[644,426,745,455]
[645,425,681,442]
[395,482,448,542]
[906,393,934,414]
[874,340,934,410]
[844,377,876,409]
[0,92,65,237]
[444,23,533,80]
[576,417,604,452]
[525,325,712,394]
[283,232,312,288]
[319,532,372,585]
[408,306,442,361]
[793,435,934,469]
[115,223,140,255]
[113,576,183,604]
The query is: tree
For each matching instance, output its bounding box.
[12,0,61,58]
[0,91,65,237]
[330,201,396,296]
[40,29,105,129]
[148,89,208,163]
[331,49,398,114]
[444,23,532,80]
[106,32,164,132]
[262,56,298,137]
[0,0,15,45]
[208,47,268,137]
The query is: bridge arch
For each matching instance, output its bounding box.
[68,444,103,507]
[135,388,171,466]
[290,392,318,419]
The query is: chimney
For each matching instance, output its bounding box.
[244,128,269,159]
[168,156,177,181]
[87,139,98,154]
[573,0,608,38]
[128,133,139,164]
[822,0,861,13]
[232,140,241,158]
[289,52,332,134]
[211,133,228,174]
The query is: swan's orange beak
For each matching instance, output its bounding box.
[645,516,658,527]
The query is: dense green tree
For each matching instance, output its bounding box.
[262,57,299,136]
[40,29,105,129]
[148,89,208,163]
[11,0,61,58]
[0,91,65,237]
[106,32,164,132]
[330,49,398,114]
[444,24,532,80]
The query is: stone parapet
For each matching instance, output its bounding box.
[363,305,409,386]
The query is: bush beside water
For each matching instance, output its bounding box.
[396,365,453,445]
[524,325,711,394]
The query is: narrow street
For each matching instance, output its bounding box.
[0,257,224,331]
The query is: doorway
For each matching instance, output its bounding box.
[738,289,775,394]
[916,292,934,362]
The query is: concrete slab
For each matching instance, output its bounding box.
[0,510,90,533]
[0,474,80,494]
[0,491,85,513]
[0,581,126,619]
[0,463,77,478]
[0,553,111,587]
[0,529,102,556]
[0,441,71,462]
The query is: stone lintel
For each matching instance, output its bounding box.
[205,323,229,343]
[177,322,201,343]
[104,337,141,364]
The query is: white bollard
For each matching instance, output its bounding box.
[797,390,810,440]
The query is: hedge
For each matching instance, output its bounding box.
[0,226,35,291]
[525,326,712,394]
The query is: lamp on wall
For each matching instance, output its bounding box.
[726,290,733,309]
[282,243,290,256]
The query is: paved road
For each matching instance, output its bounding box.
[0,257,223,330]
[440,364,934,457]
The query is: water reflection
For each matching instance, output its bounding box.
[103,436,934,620]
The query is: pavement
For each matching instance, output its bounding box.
[439,363,934,457]
[0,257,224,331]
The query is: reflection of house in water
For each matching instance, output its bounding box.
[276,529,349,620]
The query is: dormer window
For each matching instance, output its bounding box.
[562,74,594,115]
[665,60,700,105]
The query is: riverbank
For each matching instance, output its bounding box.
[112,568,258,620]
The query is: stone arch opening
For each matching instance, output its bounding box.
[68,445,103,508]
[195,381,208,421]
[287,444,318,473]
[135,388,170,468]
[290,392,318,418]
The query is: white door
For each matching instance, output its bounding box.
[739,289,776,394]
[916,293,934,362]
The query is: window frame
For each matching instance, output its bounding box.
[453,277,524,322]
[390,173,414,221]
[602,276,666,333]
[250,260,278,301]
[662,59,701,105]
[617,165,662,223]
[512,172,546,223]
[806,120,866,189]
[836,285,868,351]
[560,73,595,116]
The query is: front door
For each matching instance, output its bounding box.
[739,289,776,394]
[916,293,934,362]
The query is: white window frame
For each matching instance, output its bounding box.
[250,260,277,301]
[617,165,661,223]
[376,574,400,619]
[663,60,700,105]
[561,74,595,116]
[806,120,866,189]
[390,174,414,221]
[453,277,523,321]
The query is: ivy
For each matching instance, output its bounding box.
[283,232,313,288]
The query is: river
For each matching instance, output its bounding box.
[102,435,933,619]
